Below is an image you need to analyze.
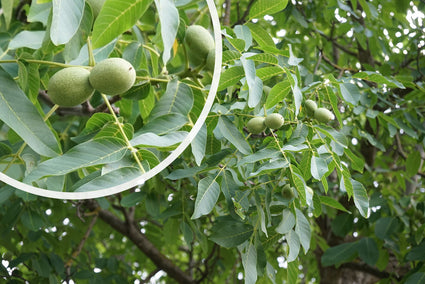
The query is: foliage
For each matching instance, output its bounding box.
[0,0,424,283]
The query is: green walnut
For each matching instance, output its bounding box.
[305,99,317,116]
[265,113,284,129]
[247,117,266,134]
[281,184,295,199]
[89,58,136,95]
[314,107,334,123]
[184,25,214,67]
[86,0,106,18]
[263,86,272,96]
[48,67,94,107]
[206,48,215,71]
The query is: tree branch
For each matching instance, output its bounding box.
[84,200,195,284]
[340,262,402,281]
[232,0,256,27]
[64,214,98,281]
[38,90,121,116]
[222,0,231,26]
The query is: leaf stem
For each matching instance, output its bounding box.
[87,36,95,66]
[0,59,86,69]
[101,93,145,173]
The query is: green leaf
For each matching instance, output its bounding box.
[358,238,379,266]
[324,86,343,127]
[292,171,306,206]
[353,71,404,89]
[247,53,278,65]
[344,148,365,173]
[265,80,291,109]
[374,217,400,240]
[20,209,44,231]
[0,142,12,158]
[286,229,300,262]
[241,55,263,108]
[319,196,350,213]
[0,68,61,157]
[357,129,386,151]
[241,241,258,284]
[275,209,295,235]
[248,0,288,20]
[138,113,188,135]
[8,31,46,50]
[149,79,193,119]
[222,50,241,64]
[295,208,311,253]
[218,66,245,91]
[72,113,114,143]
[64,3,94,62]
[75,167,142,192]
[312,192,322,217]
[316,125,348,148]
[234,25,252,51]
[214,116,252,155]
[210,220,253,248]
[227,37,246,52]
[406,241,425,261]
[310,155,328,180]
[284,67,302,116]
[2,0,14,29]
[331,213,354,237]
[166,166,206,180]
[406,150,421,177]
[249,159,289,178]
[191,175,220,219]
[321,242,359,266]
[130,131,187,148]
[245,22,275,48]
[156,0,179,64]
[25,138,127,182]
[256,66,285,81]
[338,82,361,106]
[287,260,298,283]
[51,0,85,45]
[191,123,207,166]
[287,44,303,66]
[120,191,146,207]
[340,166,353,197]
[92,0,153,48]
[405,272,425,284]
[27,1,51,26]
[352,179,369,218]
[237,148,281,166]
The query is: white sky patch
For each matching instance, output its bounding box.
[276,29,287,37]
[264,15,274,21]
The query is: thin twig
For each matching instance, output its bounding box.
[64,214,99,268]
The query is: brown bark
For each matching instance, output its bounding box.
[84,200,196,284]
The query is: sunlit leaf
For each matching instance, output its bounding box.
[0,69,61,157]
[191,175,220,219]
[249,0,288,20]
[51,0,84,45]
[25,138,127,182]
[92,0,153,48]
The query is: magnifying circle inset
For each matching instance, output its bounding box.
[0,0,222,200]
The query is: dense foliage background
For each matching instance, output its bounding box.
[0,0,424,283]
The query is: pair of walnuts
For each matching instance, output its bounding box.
[246,100,334,134]
[48,58,136,107]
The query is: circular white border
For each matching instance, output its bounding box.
[0,0,222,200]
